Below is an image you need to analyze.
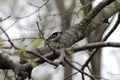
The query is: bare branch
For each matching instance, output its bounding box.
[68,12,120,77]
[103,12,120,41]
[64,58,96,80]
[0,27,18,49]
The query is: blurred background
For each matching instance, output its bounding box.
[0,0,120,80]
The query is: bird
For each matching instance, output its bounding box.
[46,31,63,42]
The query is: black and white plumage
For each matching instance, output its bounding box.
[46,31,63,42]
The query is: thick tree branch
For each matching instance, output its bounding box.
[2,41,120,68]
[43,0,119,51]
[0,50,30,79]
[34,41,120,64]
[1,41,120,79]
[0,0,120,79]
[34,0,120,56]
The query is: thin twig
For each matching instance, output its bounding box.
[0,37,40,42]
[36,21,45,40]
[24,39,36,47]
[64,58,96,80]
[81,12,120,70]
[0,27,18,49]
[26,50,58,67]
[66,12,120,79]
[103,12,120,41]
[3,0,50,33]
[66,57,82,66]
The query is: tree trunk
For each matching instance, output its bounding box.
[88,26,107,79]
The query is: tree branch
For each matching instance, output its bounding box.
[34,0,120,55]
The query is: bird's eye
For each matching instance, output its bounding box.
[46,32,62,42]
[52,32,58,38]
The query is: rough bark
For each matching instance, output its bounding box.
[80,0,107,79]
[0,0,120,79]
[88,26,107,79]
[54,0,76,80]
